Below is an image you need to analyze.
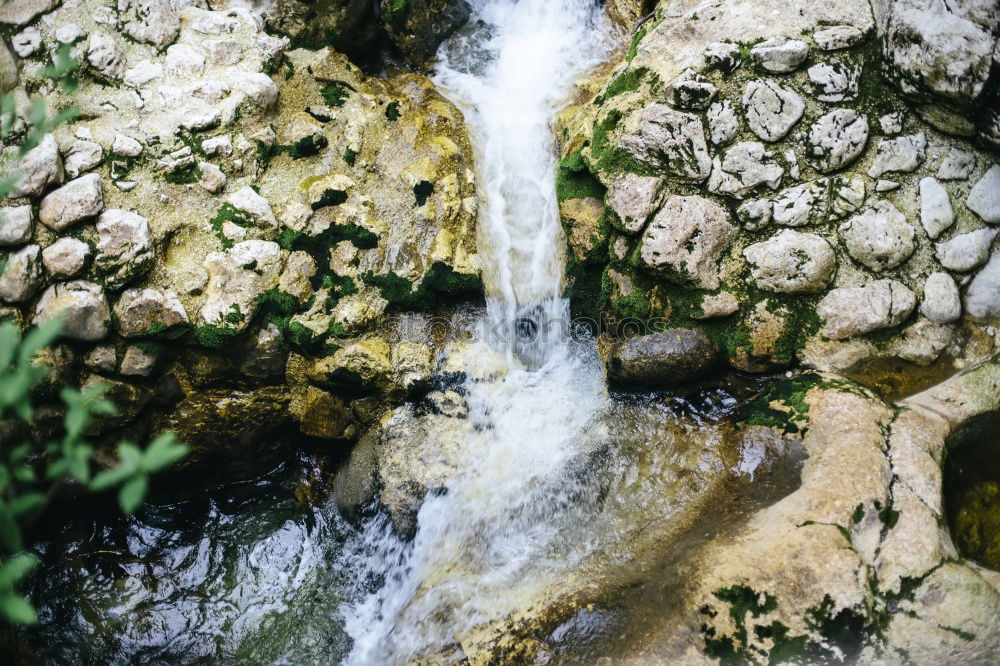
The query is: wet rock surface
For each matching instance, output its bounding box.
[607,328,717,387]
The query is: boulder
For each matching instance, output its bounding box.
[607,329,717,387]
[867,133,927,178]
[0,0,58,26]
[39,174,104,232]
[967,165,1000,223]
[619,104,712,180]
[32,280,111,341]
[64,140,104,179]
[114,287,189,337]
[381,0,472,66]
[9,134,63,199]
[807,61,859,102]
[918,177,954,239]
[807,109,869,172]
[122,0,180,49]
[919,271,961,323]
[95,209,154,289]
[0,245,43,303]
[199,240,284,333]
[0,206,33,246]
[639,195,736,290]
[706,141,784,199]
[750,37,809,72]
[814,24,865,50]
[606,174,663,232]
[818,279,916,339]
[87,31,126,81]
[964,253,1000,323]
[935,228,998,272]
[228,186,277,229]
[742,79,805,142]
[838,200,916,271]
[707,100,739,145]
[937,148,976,180]
[42,238,91,279]
[743,230,837,293]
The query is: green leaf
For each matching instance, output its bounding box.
[0,593,37,625]
[140,433,189,473]
[118,475,148,515]
[0,322,18,369]
[19,316,64,365]
[0,553,38,587]
[89,465,135,491]
[8,493,44,517]
[0,505,21,552]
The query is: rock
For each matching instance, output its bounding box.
[119,345,159,377]
[703,41,741,72]
[199,240,284,333]
[964,253,1000,323]
[86,32,126,81]
[707,141,784,199]
[817,279,916,339]
[54,24,84,44]
[918,177,954,239]
[229,71,280,110]
[201,136,232,157]
[882,0,995,109]
[879,112,903,135]
[381,0,471,65]
[707,100,739,145]
[695,291,740,319]
[936,148,975,180]
[0,206,33,246]
[239,323,286,380]
[750,37,809,72]
[607,329,717,387]
[228,186,277,229]
[920,272,961,323]
[606,174,662,233]
[11,28,42,58]
[743,230,837,293]
[9,134,63,199]
[771,180,827,227]
[813,24,865,50]
[41,238,90,279]
[618,104,711,180]
[95,209,154,289]
[807,109,869,172]
[876,179,899,193]
[0,38,16,94]
[829,173,867,217]
[198,162,226,194]
[742,79,805,143]
[667,70,717,110]
[38,174,104,232]
[112,134,143,158]
[0,245,43,303]
[124,60,163,88]
[935,228,998,272]
[839,200,916,271]
[32,281,111,341]
[807,61,859,102]
[296,387,351,440]
[967,165,1000,224]
[165,44,205,78]
[64,140,104,178]
[205,39,244,66]
[84,345,117,374]
[639,195,736,290]
[123,0,180,50]
[114,287,189,337]
[867,133,927,178]
[736,198,772,230]
[0,0,58,26]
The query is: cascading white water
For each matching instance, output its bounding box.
[337,1,611,662]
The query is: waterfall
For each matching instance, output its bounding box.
[337,1,612,662]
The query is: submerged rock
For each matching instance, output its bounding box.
[607,329,717,387]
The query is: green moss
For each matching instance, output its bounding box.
[362,262,482,311]
[588,109,652,177]
[312,188,348,211]
[163,161,203,185]
[194,324,239,349]
[385,101,401,122]
[321,83,349,107]
[208,203,254,250]
[734,373,824,434]
[344,148,359,166]
[626,23,648,63]
[595,67,650,105]
[852,503,866,524]
[382,0,411,31]
[556,150,606,202]
[413,180,434,206]
[288,134,328,159]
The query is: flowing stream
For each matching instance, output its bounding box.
[337,1,613,661]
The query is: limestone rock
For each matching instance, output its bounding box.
[742,79,805,143]
[0,245,43,303]
[112,135,143,158]
[807,109,869,172]
[199,240,284,333]
[935,228,998,272]
[696,291,740,319]
[0,0,58,26]
[967,165,1000,224]
[381,0,471,65]
[744,230,837,293]
[936,148,975,180]
[618,104,711,180]
[229,71,280,111]
[867,133,927,178]
[0,206,33,246]
[771,180,827,227]
[750,37,809,72]
[64,140,104,179]
[807,61,859,102]
[667,69,717,110]
[839,200,916,271]
[228,186,277,229]
[114,287,189,337]
[639,195,736,290]
[964,253,1000,323]
[607,329,717,387]
[198,163,226,194]
[123,0,180,50]
[95,209,154,289]
[813,24,865,50]
[706,141,784,199]
[42,238,90,279]
[707,100,739,145]
[818,279,916,339]
[120,345,159,377]
[9,134,63,199]
[606,174,662,233]
[32,280,111,341]
[39,174,104,232]
[919,177,954,239]
[736,198,772,230]
[920,271,961,323]
[87,32,126,81]
[11,28,41,58]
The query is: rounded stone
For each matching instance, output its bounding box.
[920,272,961,324]
[607,328,718,387]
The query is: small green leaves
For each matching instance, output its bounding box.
[90,434,189,515]
[0,552,39,624]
